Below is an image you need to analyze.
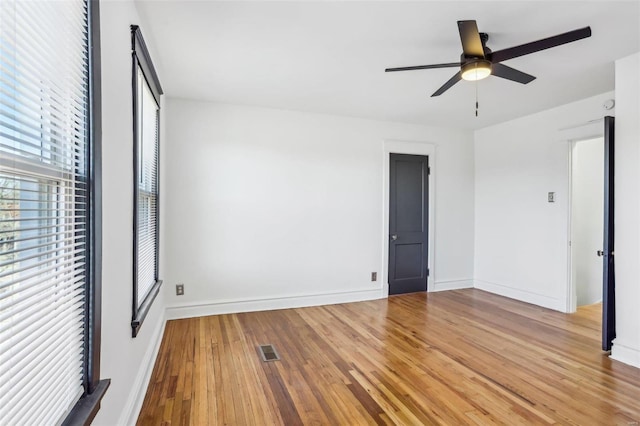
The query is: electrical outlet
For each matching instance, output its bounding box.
[176,284,184,296]
[371,272,377,282]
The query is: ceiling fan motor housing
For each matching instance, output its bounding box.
[461,59,492,81]
[459,32,493,80]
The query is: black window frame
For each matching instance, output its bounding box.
[62,0,110,424]
[131,25,163,338]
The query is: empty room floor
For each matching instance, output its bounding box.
[137,289,640,425]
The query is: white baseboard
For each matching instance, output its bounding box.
[433,279,474,292]
[166,288,384,320]
[611,339,640,369]
[473,279,565,312]
[118,310,167,426]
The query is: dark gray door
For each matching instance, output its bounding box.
[602,116,615,351]
[389,154,429,295]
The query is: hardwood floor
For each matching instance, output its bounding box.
[137,289,640,425]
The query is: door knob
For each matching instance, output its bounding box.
[597,250,604,257]
[391,234,398,241]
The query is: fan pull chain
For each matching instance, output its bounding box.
[474,78,478,116]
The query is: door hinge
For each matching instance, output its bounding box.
[427,268,430,277]
[427,166,431,175]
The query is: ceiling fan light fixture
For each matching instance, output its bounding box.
[461,60,492,81]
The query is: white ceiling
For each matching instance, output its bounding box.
[135,1,640,130]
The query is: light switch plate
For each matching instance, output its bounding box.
[548,192,555,203]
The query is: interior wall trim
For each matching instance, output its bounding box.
[474,279,566,312]
[611,339,640,369]
[165,289,384,321]
[433,279,474,292]
[119,310,167,426]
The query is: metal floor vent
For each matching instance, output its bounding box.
[259,344,280,362]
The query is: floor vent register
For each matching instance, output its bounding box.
[258,344,280,362]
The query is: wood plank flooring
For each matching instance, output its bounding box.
[137,289,640,425]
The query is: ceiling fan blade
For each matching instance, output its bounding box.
[431,71,462,97]
[458,20,485,58]
[385,62,461,72]
[491,63,536,84]
[490,26,591,63]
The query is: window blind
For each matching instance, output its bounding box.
[0,0,89,424]
[136,68,159,307]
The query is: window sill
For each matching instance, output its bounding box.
[61,379,110,426]
[131,279,163,337]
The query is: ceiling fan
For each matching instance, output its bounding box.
[386,20,592,97]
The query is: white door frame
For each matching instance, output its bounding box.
[382,140,436,296]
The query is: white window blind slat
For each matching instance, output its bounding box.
[0,328,84,400]
[0,257,86,291]
[0,324,83,409]
[15,0,88,52]
[0,0,90,423]
[0,219,86,241]
[0,174,87,191]
[6,348,83,425]
[28,380,83,426]
[0,290,84,357]
[0,48,88,120]
[0,243,84,272]
[0,249,85,279]
[0,232,85,260]
[0,117,87,161]
[0,56,87,110]
[0,76,88,126]
[0,265,85,310]
[0,273,84,324]
[0,329,84,415]
[11,6,89,82]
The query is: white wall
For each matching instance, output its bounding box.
[474,91,614,312]
[93,2,167,425]
[163,100,475,318]
[611,52,640,368]
[571,138,604,306]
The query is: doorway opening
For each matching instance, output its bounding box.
[570,137,604,310]
[567,115,615,351]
